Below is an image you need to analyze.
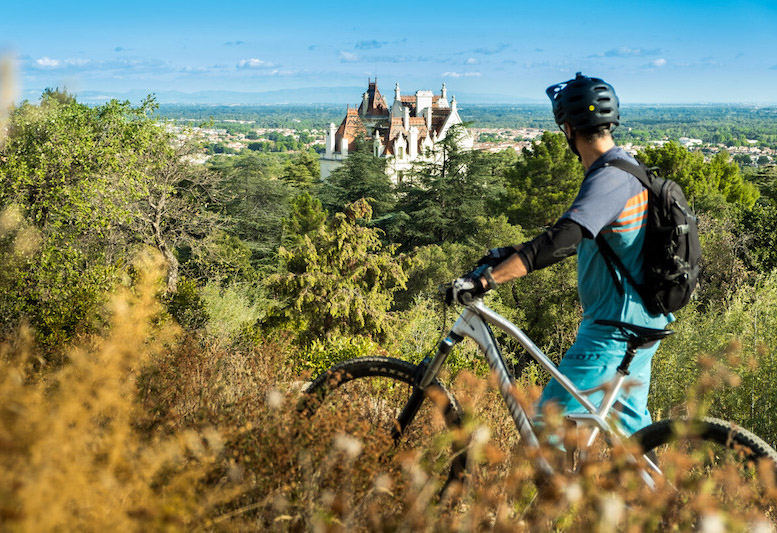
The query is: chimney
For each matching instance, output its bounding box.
[362,92,369,116]
[403,106,410,130]
[394,82,400,102]
[426,107,432,130]
[409,126,418,158]
[441,82,447,102]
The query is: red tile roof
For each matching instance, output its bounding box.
[334,107,367,151]
[431,108,451,135]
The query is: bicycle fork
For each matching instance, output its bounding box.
[390,331,463,441]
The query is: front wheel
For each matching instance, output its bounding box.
[631,417,777,514]
[298,356,468,514]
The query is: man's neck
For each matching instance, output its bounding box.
[577,136,616,170]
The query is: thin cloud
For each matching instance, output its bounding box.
[339,51,358,62]
[224,41,245,46]
[35,57,61,68]
[770,64,777,70]
[650,58,667,67]
[442,71,482,78]
[29,56,170,75]
[114,46,130,53]
[465,57,478,65]
[355,40,387,50]
[369,56,412,63]
[236,58,275,69]
[592,47,662,58]
[34,57,98,69]
[181,64,230,73]
[473,43,508,55]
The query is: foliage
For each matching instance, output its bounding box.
[694,211,753,309]
[0,254,224,530]
[392,127,507,247]
[266,197,409,344]
[503,131,584,230]
[298,335,387,375]
[638,142,759,208]
[198,282,265,344]
[186,230,256,285]
[650,273,777,447]
[0,95,149,343]
[739,202,777,273]
[209,151,297,274]
[397,214,527,308]
[6,89,777,529]
[318,136,395,217]
[280,151,319,191]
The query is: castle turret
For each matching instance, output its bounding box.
[325,122,336,155]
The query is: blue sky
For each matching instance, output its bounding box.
[1,0,776,104]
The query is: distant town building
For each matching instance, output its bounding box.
[320,79,473,183]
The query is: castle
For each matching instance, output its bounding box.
[320,80,473,183]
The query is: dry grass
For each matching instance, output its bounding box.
[1,254,776,531]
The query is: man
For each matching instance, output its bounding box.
[451,72,671,435]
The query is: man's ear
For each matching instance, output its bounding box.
[563,123,573,137]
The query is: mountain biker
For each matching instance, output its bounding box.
[449,73,672,436]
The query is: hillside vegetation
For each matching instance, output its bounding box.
[2,91,777,530]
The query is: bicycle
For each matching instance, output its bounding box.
[298,275,777,512]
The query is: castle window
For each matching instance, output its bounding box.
[398,146,404,159]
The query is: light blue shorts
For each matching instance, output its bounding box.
[537,328,660,436]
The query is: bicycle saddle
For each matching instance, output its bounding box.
[594,319,674,347]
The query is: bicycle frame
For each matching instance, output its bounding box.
[414,298,658,482]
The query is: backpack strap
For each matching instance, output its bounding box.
[604,159,651,189]
[596,158,651,298]
[595,234,641,296]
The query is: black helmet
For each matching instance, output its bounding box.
[546,72,619,132]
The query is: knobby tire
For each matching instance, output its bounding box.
[300,356,468,500]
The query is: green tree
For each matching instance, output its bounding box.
[392,126,506,248]
[0,93,226,343]
[210,151,296,274]
[318,136,395,217]
[638,142,758,208]
[0,95,150,343]
[281,151,319,191]
[265,198,408,344]
[503,131,583,230]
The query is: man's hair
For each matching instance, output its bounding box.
[578,124,613,144]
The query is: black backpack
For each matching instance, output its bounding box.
[595,159,701,316]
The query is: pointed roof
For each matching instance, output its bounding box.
[430,107,452,136]
[335,107,367,151]
[358,79,390,116]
